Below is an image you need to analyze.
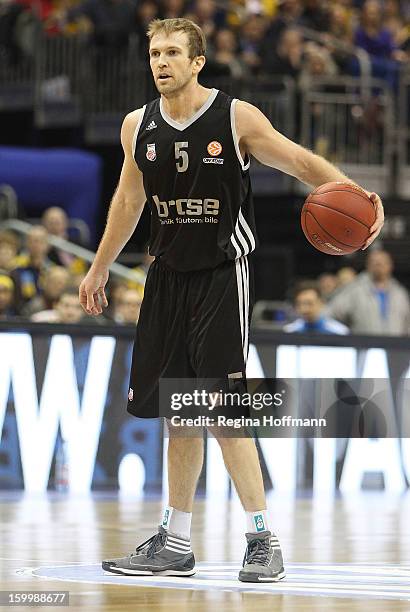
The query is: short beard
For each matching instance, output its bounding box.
[156,74,193,97]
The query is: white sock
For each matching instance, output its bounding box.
[246,510,270,534]
[162,506,192,540]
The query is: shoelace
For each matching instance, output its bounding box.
[131,529,166,560]
[242,537,270,566]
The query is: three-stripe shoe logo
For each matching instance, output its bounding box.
[165,533,192,555]
[146,121,157,130]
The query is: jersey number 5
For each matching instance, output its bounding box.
[175,142,189,173]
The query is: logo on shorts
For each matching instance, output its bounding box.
[146,143,156,161]
[128,388,134,401]
[207,141,222,156]
[162,509,170,527]
[254,514,265,532]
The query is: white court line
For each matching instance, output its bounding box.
[200,571,410,585]
[290,563,410,575]
[7,559,101,565]
[29,573,410,600]
[25,565,410,599]
[198,564,410,577]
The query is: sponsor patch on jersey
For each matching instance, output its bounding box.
[146,143,156,161]
[207,141,223,156]
[203,157,224,165]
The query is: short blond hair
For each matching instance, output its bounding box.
[147,18,206,59]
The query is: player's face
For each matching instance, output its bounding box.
[149,32,198,94]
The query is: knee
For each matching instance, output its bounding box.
[165,418,203,440]
[207,425,249,445]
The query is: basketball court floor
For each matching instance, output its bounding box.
[2,490,410,611]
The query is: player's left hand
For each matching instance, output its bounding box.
[362,191,384,249]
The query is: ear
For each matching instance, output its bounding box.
[193,55,206,74]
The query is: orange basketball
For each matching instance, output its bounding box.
[301,182,377,255]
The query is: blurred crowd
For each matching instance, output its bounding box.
[1,213,409,335]
[283,249,410,336]
[1,0,409,87]
[0,206,149,326]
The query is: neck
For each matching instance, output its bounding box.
[30,255,44,268]
[374,279,389,289]
[161,82,213,123]
[306,316,321,325]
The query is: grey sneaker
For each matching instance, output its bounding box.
[102,526,195,576]
[238,530,286,582]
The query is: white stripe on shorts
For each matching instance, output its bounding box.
[235,256,249,363]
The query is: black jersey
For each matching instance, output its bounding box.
[133,88,258,272]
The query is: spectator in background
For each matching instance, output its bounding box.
[206,28,246,79]
[239,13,268,74]
[159,0,187,20]
[11,225,53,310]
[0,0,29,64]
[355,0,398,59]
[42,206,69,241]
[0,274,17,320]
[383,0,404,46]
[263,27,303,77]
[354,0,406,88]
[135,1,159,56]
[317,272,338,301]
[267,0,302,41]
[22,265,70,317]
[0,230,20,273]
[113,288,142,324]
[41,206,87,276]
[32,287,98,323]
[188,0,225,40]
[336,266,356,288]
[104,278,129,321]
[322,4,354,73]
[299,42,338,89]
[298,0,330,32]
[64,0,136,48]
[326,250,410,335]
[284,281,349,334]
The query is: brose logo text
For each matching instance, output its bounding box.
[153,194,220,218]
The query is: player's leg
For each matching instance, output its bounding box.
[167,420,204,513]
[208,427,265,510]
[103,262,202,577]
[208,425,285,582]
[189,255,285,582]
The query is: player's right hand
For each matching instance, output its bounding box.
[79,268,109,315]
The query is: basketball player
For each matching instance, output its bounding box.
[79,18,384,582]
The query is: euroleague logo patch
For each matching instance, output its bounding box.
[207,141,223,156]
[204,140,224,165]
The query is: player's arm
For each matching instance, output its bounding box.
[79,110,147,315]
[235,100,384,248]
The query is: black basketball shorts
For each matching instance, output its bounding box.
[127,255,254,419]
